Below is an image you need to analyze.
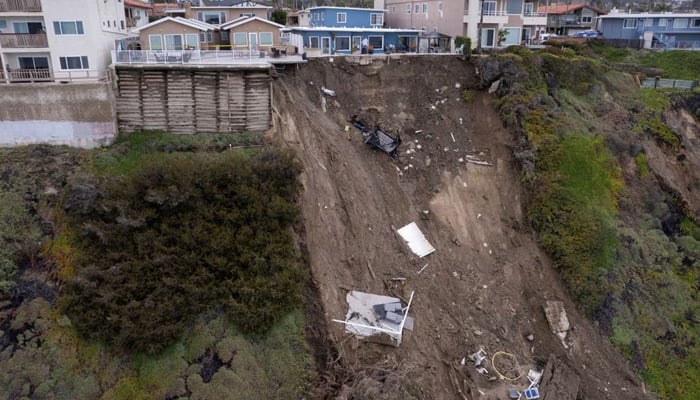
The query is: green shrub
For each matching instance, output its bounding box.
[634,152,649,178]
[59,149,305,353]
[461,89,474,103]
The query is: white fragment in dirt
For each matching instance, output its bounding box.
[483,285,487,289]
[397,222,436,258]
[431,105,437,110]
[461,357,466,366]
[441,98,447,104]
[455,82,461,88]
[458,158,464,163]
[417,263,430,274]
[459,117,463,125]
[435,88,440,92]
[489,79,501,94]
[414,139,419,143]
[328,57,334,63]
[425,157,431,167]
[321,86,336,97]
[403,166,410,170]
[444,147,449,152]
[324,205,328,209]
[463,182,467,187]
[422,209,430,214]
[396,167,401,172]
[416,144,422,150]
[489,249,492,255]
[451,132,456,142]
[415,129,423,134]
[408,164,414,168]
[478,390,486,396]
[477,213,482,219]
[483,242,488,247]
[309,81,314,85]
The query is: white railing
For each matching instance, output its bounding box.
[0,68,107,83]
[0,0,41,12]
[111,50,278,65]
[0,33,48,48]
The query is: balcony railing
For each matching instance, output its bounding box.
[111,50,305,65]
[0,0,42,12]
[126,17,137,28]
[0,68,51,82]
[0,33,48,48]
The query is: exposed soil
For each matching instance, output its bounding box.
[272,56,653,400]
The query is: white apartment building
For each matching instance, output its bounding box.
[381,0,548,47]
[0,0,135,82]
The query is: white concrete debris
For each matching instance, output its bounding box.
[544,300,571,348]
[397,222,436,258]
[321,86,336,97]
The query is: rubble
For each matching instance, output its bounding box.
[544,300,571,348]
[397,222,436,258]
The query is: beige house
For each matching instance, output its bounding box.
[134,17,217,50]
[220,16,284,50]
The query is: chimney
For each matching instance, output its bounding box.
[184,1,193,18]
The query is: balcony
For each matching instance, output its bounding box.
[0,33,48,48]
[463,10,509,24]
[0,0,42,12]
[0,68,52,82]
[126,17,137,28]
[523,12,547,26]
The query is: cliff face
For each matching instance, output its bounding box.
[270,54,692,399]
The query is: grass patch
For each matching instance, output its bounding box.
[634,153,649,178]
[638,50,700,81]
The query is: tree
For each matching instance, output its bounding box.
[271,9,287,25]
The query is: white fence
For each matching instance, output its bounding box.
[111,50,298,65]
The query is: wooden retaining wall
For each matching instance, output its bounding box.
[115,66,271,134]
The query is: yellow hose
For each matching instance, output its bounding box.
[491,351,526,381]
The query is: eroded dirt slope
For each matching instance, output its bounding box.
[272,56,653,400]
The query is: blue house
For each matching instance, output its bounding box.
[597,11,700,49]
[285,7,420,55]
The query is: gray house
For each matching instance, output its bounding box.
[597,11,700,49]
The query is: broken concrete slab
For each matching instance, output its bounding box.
[544,300,570,346]
[397,222,436,258]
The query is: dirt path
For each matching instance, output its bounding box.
[272,56,652,400]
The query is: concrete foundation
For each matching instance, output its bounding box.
[0,83,117,148]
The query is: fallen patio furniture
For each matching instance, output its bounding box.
[397,222,436,258]
[523,387,540,399]
[333,290,415,347]
[363,126,401,158]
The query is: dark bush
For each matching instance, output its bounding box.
[59,149,305,353]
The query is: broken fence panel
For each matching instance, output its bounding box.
[397,222,436,258]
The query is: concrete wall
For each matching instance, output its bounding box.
[0,83,117,148]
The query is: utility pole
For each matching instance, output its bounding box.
[476,0,484,53]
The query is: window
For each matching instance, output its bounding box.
[260,32,273,46]
[199,32,206,43]
[392,5,396,13]
[337,12,346,23]
[197,11,226,24]
[185,34,198,49]
[524,2,534,15]
[414,4,420,13]
[53,21,84,35]
[165,34,184,50]
[370,13,383,26]
[221,31,229,41]
[120,20,125,29]
[18,56,48,69]
[422,3,428,13]
[107,20,110,27]
[59,56,89,70]
[438,2,443,11]
[623,19,637,29]
[645,18,653,27]
[368,35,383,49]
[659,18,667,27]
[240,13,254,17]
[673,18,688,29]
[309,36,319,48]
[207,32,213,42]
[149,34,163,50]
[233,32,247,45]
[481,1,496,15]
[334,36,350,51]
[693,19,700,28]
[581,15,592,23]
[0,20,6,29]
[406,4,411,13]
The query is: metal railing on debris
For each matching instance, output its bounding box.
[642,78,698,90]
